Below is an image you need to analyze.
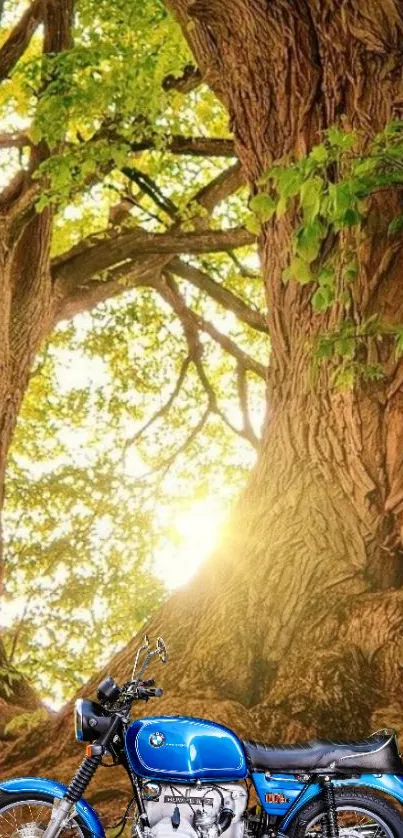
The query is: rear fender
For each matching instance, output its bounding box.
[0,777,104,838]
[281,773,403,831]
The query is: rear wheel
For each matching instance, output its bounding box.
[287,787,403,836]
[0,793,89,838]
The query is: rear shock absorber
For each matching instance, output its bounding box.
[322,778,340,838]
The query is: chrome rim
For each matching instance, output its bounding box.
[0,800,85,838]
[304,804,395,837]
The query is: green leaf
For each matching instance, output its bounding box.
[295,221,324,262]
[276,195,288,218]
[249,193,276,222]
[317,266,335,287]
[277,167,303,199]
[316,337,334,359]
[283,256,313,285]
[312,285,334,312]
[28,123,43,145]
[344,259,358,281]
[299,176,324,224]
[310,144,328,164]
[335,336,355,358]
[328,182,353,215]
[340,207,361,227]
[327,126,355,150]
[245,214,261,235]
[395,329,403,357]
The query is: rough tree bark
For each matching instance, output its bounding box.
[2,0,403,803]
[0,0,74,585]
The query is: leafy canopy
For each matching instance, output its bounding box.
[0,0,266,706]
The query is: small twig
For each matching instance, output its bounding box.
[124,356,191,451]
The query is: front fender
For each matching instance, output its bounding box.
[0,777,104,838]
[281,773,403,831]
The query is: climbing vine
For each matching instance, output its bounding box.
[248,121,403,386]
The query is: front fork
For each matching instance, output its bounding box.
[43,715,122,838]
[43,754,103,838]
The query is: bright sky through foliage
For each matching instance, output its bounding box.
[0,0,266,710]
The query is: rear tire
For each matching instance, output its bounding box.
[286,786,403,836]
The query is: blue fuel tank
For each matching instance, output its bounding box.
[125,716,248,782]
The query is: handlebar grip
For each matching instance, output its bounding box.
[136,685,163,699]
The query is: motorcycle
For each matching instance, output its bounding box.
[2,635,403,838]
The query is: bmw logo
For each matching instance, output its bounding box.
[149,731,165,748]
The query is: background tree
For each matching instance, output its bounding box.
[0,0,264,727]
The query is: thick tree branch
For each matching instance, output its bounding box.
[52,162,250,320]
[43,0,74,54]
[0,133,234,158]
[52,225,254,289]
[170,257,267,333]
[0,0,43,81]
[0,133,31,150]
[129,135,235,158]
[190,161,245,215]
[196,313,266,379]
[52,254,168,323]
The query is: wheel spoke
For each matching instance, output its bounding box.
[0,801,83,838]
[303,803,395,837]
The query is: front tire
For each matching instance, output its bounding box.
[287,786,403,836]
[0,792,89,838]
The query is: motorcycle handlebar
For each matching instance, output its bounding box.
[136,685,163,699]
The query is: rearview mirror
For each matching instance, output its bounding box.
[132,634,151,678]
[157,636,168,664]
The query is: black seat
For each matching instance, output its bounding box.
[243,732,403,775]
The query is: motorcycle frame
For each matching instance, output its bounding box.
[3,770,403,836]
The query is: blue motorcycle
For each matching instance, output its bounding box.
[2,636,403,837]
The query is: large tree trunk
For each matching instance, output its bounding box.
[149,0,403,736]
[0,197,53,731]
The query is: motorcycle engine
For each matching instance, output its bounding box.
[142,782,248,838]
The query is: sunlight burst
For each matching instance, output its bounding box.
[155,499,226,590]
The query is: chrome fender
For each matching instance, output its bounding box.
[0,777,104,838]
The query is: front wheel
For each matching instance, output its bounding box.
[287,786,403,836]
[0,792,89,838]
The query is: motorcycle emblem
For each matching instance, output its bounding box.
[149,731,165,747]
